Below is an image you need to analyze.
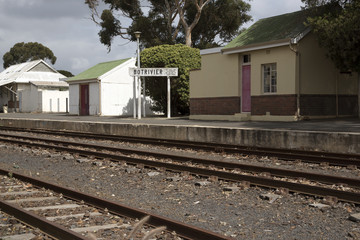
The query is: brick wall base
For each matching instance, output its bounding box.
[300,94,358,116]
[190,97,240,115]
[252,95,297,116]
[190,94,358,117]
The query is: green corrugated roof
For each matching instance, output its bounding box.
[67,58,130,81]
[224,9,312,50]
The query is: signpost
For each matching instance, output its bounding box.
[130,67,178,118]
[130,68,178,77]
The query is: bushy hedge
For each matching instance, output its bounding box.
[140,44,200,115]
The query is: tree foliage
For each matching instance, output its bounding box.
[3,42,57,69]
[304,0,360,72]
[86,0,251,49]
[140,44,200,115]
[301,0,349,8]
[57,70,74,77]
[188,0,251,48]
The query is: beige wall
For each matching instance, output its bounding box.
[190,46,297,98]
[190,52,239,98]
[190,33,358,121]
[299,33,336,94]
[250,46,297,96]
[298,33,358,95]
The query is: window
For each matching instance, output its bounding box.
[263,63,277,93]
[243,54,251,64]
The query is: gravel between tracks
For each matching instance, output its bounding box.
[0,143,360,240]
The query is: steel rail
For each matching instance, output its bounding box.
[1,133,360,189]
[0,200,87,240]
[0,126,359,166]
[0,169,232,240]
[1,136,360,204]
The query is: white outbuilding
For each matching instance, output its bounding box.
[0,60,68,113]
[66,58,154,116]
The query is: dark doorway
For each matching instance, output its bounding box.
[242,65,251,112]
[80,84,89,115]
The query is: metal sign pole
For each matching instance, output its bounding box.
[142,79,146,117]
[167,76,170,118]
[135,31,141,120]
[133,76,136,118]
[137,76,141,119]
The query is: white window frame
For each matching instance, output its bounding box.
[262,63,277,93]
[243,54,251,65]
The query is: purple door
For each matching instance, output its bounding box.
[242,65,251,112]
[80,84,89,115]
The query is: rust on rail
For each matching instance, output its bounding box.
[0,168,233,240]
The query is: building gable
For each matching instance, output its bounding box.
[67,58,131,82]
[28,62,56,73]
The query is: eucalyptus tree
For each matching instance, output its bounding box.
[3,42,57,68]
[85,0,251,49]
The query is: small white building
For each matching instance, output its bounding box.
[66,58,154,116]
[0,60,68,113]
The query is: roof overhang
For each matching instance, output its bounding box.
[222,39,290,55]
[0,80,14,87]
[30,81,69,88]
[290,27,312,44]
[200,47,223,56]
[222,27,312,55]
[66,78,99,85]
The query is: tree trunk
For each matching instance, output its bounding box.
[175,0,210,47]
[185,28,192,47]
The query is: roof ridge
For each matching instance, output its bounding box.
[257,8,305,21]
[223,8,312,51]
[97,58,131,65]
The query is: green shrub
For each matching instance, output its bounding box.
[140,44,200,115]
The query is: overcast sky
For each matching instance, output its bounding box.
[0,0,304,75]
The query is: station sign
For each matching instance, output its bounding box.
[129,67,178,77]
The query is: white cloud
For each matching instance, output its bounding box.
[244,0,304,27]
[0,0,41,7]
[70,58,90,71]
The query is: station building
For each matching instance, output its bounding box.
[190,9,359,121]
[0,60,68,113]
[67,58,156,116]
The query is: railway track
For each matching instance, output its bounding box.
[0,132,360,189]
[0,126,359,167]
[0,131,359,205]
[0,170,232,240]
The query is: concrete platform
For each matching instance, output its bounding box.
[0,113,359,154]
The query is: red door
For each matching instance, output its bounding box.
[80,84,89,115]
[242,65,251,112]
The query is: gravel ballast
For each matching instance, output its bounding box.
[0,143,360,240]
